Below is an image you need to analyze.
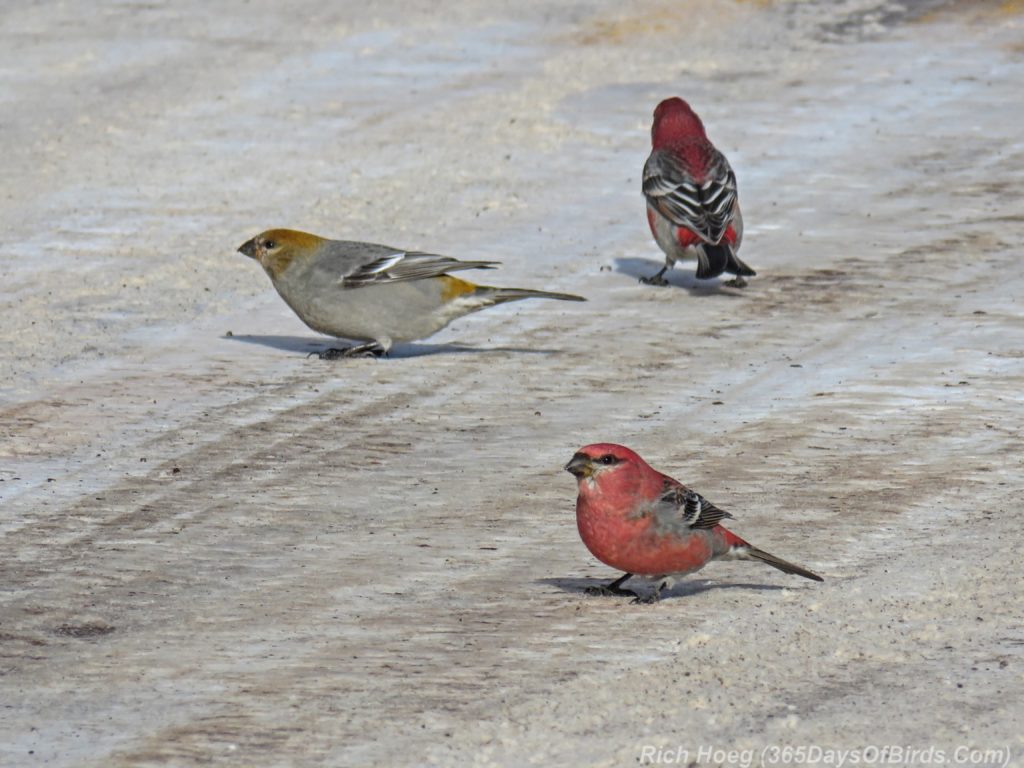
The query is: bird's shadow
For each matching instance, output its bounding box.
[540,576,789,602]
[221,334,560,358]
[614,257,746,297]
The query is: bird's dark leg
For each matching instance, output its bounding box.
[313,343,387,360]
[631,580,668,605]
[639,265,670,286]
[722,276,749,288]
[585,572,638,598]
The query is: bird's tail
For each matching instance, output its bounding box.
[696,244,757,280]
[743,546,823,581]
[718,528,823,582]
[476,286,586,304]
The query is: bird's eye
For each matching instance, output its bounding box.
[263,240,276,250]
[600,455,618,465]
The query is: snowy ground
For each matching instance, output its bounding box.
[2,1,1023,766]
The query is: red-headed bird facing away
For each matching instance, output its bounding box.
[642,97,756,286]
[566,444,821,603]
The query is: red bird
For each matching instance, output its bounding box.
[565,443,822,602]
[642,97,756,286]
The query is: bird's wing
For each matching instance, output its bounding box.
[642,146,737,245]
[655,482,734,530]
[327,244,499,288]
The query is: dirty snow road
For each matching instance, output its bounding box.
[1,1,1022,766]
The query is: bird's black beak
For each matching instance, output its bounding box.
[238,238,258,259]
[564,452,592,478]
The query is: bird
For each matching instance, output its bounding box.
[641,97,756,287]
[565,443,822,603]
[237,229,585,357]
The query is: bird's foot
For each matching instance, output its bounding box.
[722,276,749,288]
[584,573,636,598]
[629,579,668,604]
[630,593,662,605]
[585,584,639,598]
[639,275,670,287]
[639,265,671,286]
[313,343,386,360]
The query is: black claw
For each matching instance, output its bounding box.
[630,579,667,604]
[313,344,385,360]
[722,276,749,288]
[584,584,639,598]
[639,273,670,286]
[584,572,636,598]
[639,265,670,286]
[630,593,662,605]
